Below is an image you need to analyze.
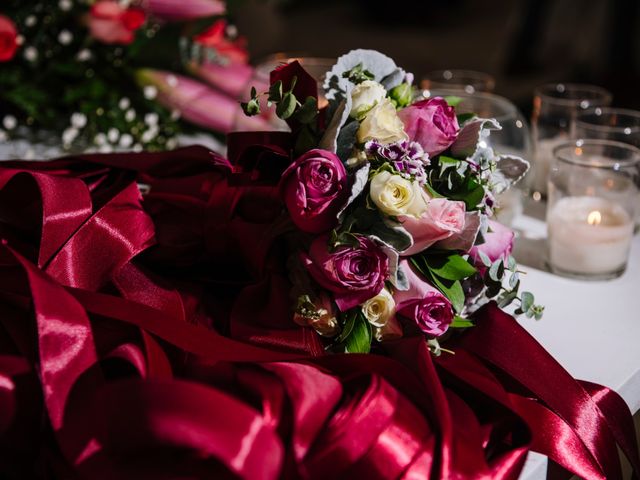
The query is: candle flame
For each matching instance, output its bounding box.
[587,210,602,226]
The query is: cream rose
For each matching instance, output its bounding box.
[361,288,396,327]
[357,98,408,145]
[370,170,428,217]
[349,80,387,120]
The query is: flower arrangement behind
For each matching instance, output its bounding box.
[238,49,543,354]
[0,0,269,157]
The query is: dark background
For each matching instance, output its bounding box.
[234,0,640,116]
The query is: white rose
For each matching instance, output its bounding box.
[357,98,408,145]
[349,80,387,120]
[370,170,428,217]
[362,288,396,327]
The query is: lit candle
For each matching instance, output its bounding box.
[547,196,634,277]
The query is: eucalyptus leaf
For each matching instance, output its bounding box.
[478,251,492,268]
[276,91,297,119]
[294,96,319,124]
[488,259,504,282]
[521,291,534,312]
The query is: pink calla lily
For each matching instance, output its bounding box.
[140,0,225,21]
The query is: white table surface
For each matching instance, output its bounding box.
[513,198,640,479]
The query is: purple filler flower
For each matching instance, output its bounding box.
[365,139,429,185]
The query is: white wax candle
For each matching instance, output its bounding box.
[533,135,568,196]
[548,196,634,275]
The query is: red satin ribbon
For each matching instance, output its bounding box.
[0,147,637,479]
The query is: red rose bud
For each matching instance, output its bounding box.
[302,235,389,312]
[0,15,18,62]
[279,149,348,234]
[140,0,225,21]
[398,97,460,157]
[394,260,454,337]
[193,20,248,65]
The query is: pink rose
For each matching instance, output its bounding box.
[88,1,146,45]
[302,235,389,311]
[280,149,348,234]
[469,220,514,267]
[0,15,18,62]
[394,260,454,337]
[398,97,460,157]
[400,198,466,255]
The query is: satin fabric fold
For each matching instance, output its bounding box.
[0,147,637,480]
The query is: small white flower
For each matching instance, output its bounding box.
[132,144,143,152]
[226,24,238,38]
[125,109,136,122]
[170,109,181,120]
[76,49,92,62]
[59,0,73,11]
[70,113,87,128]
[144,112,159,126]
[3,115,17,131]
[143,85,158,100]
[107,128,119,143]
[141,126,159,144]
[25,16,37,27]
[166,138,178,150]
[94,133,107,146]
[119,134,133,148]
[24,47,38,62]
[62,127,79,146]
[99,144,113,154]
[58,30,73,45]
[0,130,7,142]
[118,97,131,110]
[361,288,396,327]
[15,35,24,46]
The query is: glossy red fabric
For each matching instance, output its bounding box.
[0,146,637,479]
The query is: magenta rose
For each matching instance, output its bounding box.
[394,260,454,337]
[398,97,460,157]
[401,198,466,255]
[301,235,388,311]
[469,220,514,268]
[280,149,348,233]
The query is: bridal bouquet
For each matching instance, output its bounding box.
[240,50,543,354]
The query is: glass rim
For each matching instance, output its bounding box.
[534,83,612,106]
[421,69,495,91]
[552,139,640,169]
[575,107,640,133]
[423,89,518,120]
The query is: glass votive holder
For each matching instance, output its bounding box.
[420,69,495,95]
[574,107,640,148]
[547,139,640,280]
[531,83,613,199]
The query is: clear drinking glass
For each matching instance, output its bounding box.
[575,108,640,226]
[547,140,639,280]
[420,69,495,95]
[530,83,613,199]
[427,89,531,225]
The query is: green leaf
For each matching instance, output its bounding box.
[344,312,371,353]
[294,96,318,124]
[508,271,519,289]
[456,112,477,124]
[430,275,465,313]
[240,98,261,116]
[335,309,357,343]
[276,91,297,119]
[444,95,462,107]
[478,251,492,268]
[507,255,518,272]
[267,80,282,103]
[423,253,476,281]
[521,291,534,312]
[423,183,445,199]
[497,290,518,308]
[450,316,474,328]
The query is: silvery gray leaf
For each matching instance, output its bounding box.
[370,236,408,291]
[319,97,352,153]
[367,220,413,252]
[336,121,359,162]
[450,117,501,159]
[491,155,530,194]
[474,213,490,246]
[380,68,406,91]
[323,49,399,101]
[434,211,482,251]
[337,163,370,220]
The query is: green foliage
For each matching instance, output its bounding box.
[342,62,375,85]
[332,309,371,354]
[428,156,487,210]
